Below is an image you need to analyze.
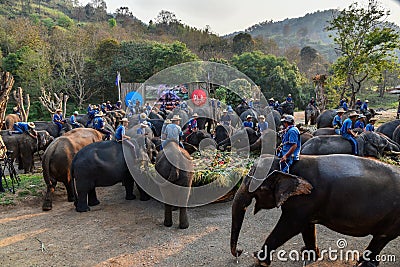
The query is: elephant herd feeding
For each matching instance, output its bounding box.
[2,104,400,266]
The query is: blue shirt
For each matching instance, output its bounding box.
[257,121,269,133]
[136,127,146,135]
[15,122,29,132]
[70,115,78,124]
[281,125,301,160]
[286,97,293,102]
[361,103,368,111]
[354,120,365,129]
[365,124,374,132]
[115,125,125,141]
[165,123,182,142]
[342,102,348,111]
[341,118,354,139]
[332,115,342,128]
[53,113,63,123]
[243,121,253,128]
[189,118,197,130]
[93,117,104,129]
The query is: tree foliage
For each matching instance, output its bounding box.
[326,0,400,106]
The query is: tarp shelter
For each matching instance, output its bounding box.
[388,85,400,119]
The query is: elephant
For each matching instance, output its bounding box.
[312,127,335,136]
[217,127,260,151]
[304,104,319,125]
[33,121,73,138]
[214,124,235,145]
[155,141,194,229]
[4,114,21,130]
[301,131,400,157]
[316,109,336,128]
[183,130,212,147]
[1,130,54,173]
[231,154,400,267]
[280,101,294,115]
[148,111,164,120]
[72,137,156,212]
[376,119,400,139]
[41,128,104,211]
[392,124,400,144]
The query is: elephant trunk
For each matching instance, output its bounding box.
[230,184,253,257]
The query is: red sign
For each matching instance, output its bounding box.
[191,89,207,106]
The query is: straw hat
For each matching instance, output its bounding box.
[140,113,147,119]
[223,109,228,113]
[55,109,62,113]
[348,111,358,117]
[246,114,253,119]
[95,112,103,117]
[192,113,199,117]
[358,114,366,119]
[365,100,369,103]
[120,118,129,122]
[336,108,345,113]
[369,117,378,121]
[171,115,181,121]
[28,122,35,129]
[258,115,265,119]
[73,111,79,115]
[165,119,172,124]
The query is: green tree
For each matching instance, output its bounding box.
[232,33,254,55]
[231,51,308,107]
[326,0,400,107]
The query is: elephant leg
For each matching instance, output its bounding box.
[300,224,320,260]
[357,235,397,267]
[179,207,189,229]
[64,181,75,202]
[255,212,307,266]
[42,181,56,211]
[124,177,136,200]
[75,191,90,212]
[136,184,150,201]
[164,204,173,227]
[88,188,100,206]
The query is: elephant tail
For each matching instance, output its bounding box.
[42,151,52,188]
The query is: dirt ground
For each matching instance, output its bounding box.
[1,110,399,267]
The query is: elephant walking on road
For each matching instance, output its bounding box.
[155,141,194,229]
[231,154,400,267]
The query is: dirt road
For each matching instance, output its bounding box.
[0,184,399,267]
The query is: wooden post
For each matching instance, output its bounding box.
[0,72,15,130]
[13,87,30,122]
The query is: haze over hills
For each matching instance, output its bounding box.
[228,9,400,62]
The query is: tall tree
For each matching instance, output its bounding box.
[232,33,254,55]
[326,0,400,107]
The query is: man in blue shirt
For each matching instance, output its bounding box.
[70,111,81,128]
[136,122,149,135]
[53,109,64,133]
[268,98,275,108]
[93,112,112,140]
[360,99,369,113]
[342,99,348,111]
[365,117,377,132]
[340,111,359,155]
[86,105,99,127]
[242,115,253,128]
[257,115,269,135]
[186,113,198,134]
[115,118,130,142]
[163,115,183,149]
[286,94,293,103]
[219,110,231,126]
[277,115,300,173]
[354,114,366,131]
[355,98,363,111]
[10,122,37,138]
[332,108,345,134]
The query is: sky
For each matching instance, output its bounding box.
[79,0,400,35]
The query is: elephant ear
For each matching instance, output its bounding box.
[267,170,313,208]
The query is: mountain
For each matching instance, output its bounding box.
[231,9,400,62]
